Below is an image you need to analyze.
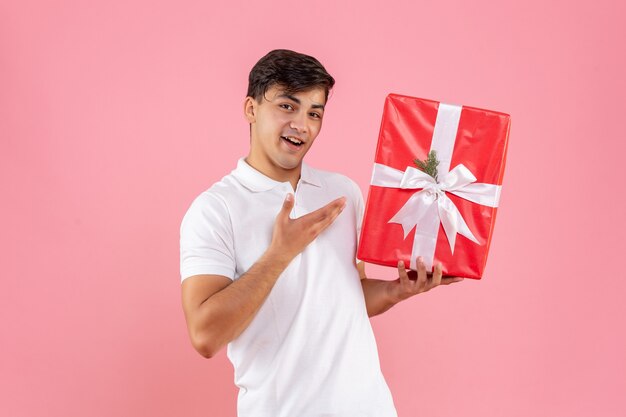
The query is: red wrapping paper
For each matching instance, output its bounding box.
[357,94,511,279]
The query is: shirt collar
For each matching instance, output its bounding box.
[232,158,322,192]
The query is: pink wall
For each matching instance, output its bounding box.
[2,0,625,416]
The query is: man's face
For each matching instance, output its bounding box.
[245,84,326,175]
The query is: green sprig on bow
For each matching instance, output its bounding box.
[414,150,440,182]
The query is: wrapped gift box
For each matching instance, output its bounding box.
[357,94,511,279]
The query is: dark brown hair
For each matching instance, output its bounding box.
[246,49,335,103]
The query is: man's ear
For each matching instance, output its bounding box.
[243,96,257,123]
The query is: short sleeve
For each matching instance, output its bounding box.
[179,192,236,283]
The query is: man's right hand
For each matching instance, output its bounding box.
[268,193,347,263]
[182,193,346,359]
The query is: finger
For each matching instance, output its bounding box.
[397,260,409,286]
[317,196,347,214]
[311,198,346,229]
[431,263,443,288]
[325,206,345,230]
[319,197,347,221]
[312,212,340,236]
[278,193,295,220]
[416,256,427,290]
[301,197,346,224]
[305,203,346,239]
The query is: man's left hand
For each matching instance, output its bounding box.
[388,256,464,303]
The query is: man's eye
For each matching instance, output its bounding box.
[310,112,321,119]
[280,104,294,110]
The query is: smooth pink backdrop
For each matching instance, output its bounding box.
[2,1,625,416]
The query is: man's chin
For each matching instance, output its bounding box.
[276,154,306,171]
[276,160,303,171]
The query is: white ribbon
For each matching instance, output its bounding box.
[369,102,502,271]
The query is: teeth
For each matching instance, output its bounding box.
[282,136,302,145]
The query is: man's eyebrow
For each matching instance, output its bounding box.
[278,93,325,111]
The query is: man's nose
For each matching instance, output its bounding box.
[289,112,308,133]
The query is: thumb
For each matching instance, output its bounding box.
[279,193,294,218]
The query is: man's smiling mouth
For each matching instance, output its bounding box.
[281,136,304,147]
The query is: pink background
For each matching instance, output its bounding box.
[2,0,624,416]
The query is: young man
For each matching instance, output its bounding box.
[180,49,463,416]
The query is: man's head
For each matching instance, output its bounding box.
[244,50,335,183]
[246,49,335,104]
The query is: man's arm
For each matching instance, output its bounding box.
[181,193,346,358]
[359,257,464,318]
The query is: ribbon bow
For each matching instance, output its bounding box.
[370,162,501,270]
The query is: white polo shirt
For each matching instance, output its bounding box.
[180,158,397,417]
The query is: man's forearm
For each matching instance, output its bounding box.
[195,250,290,356]
[361,278,398,317]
